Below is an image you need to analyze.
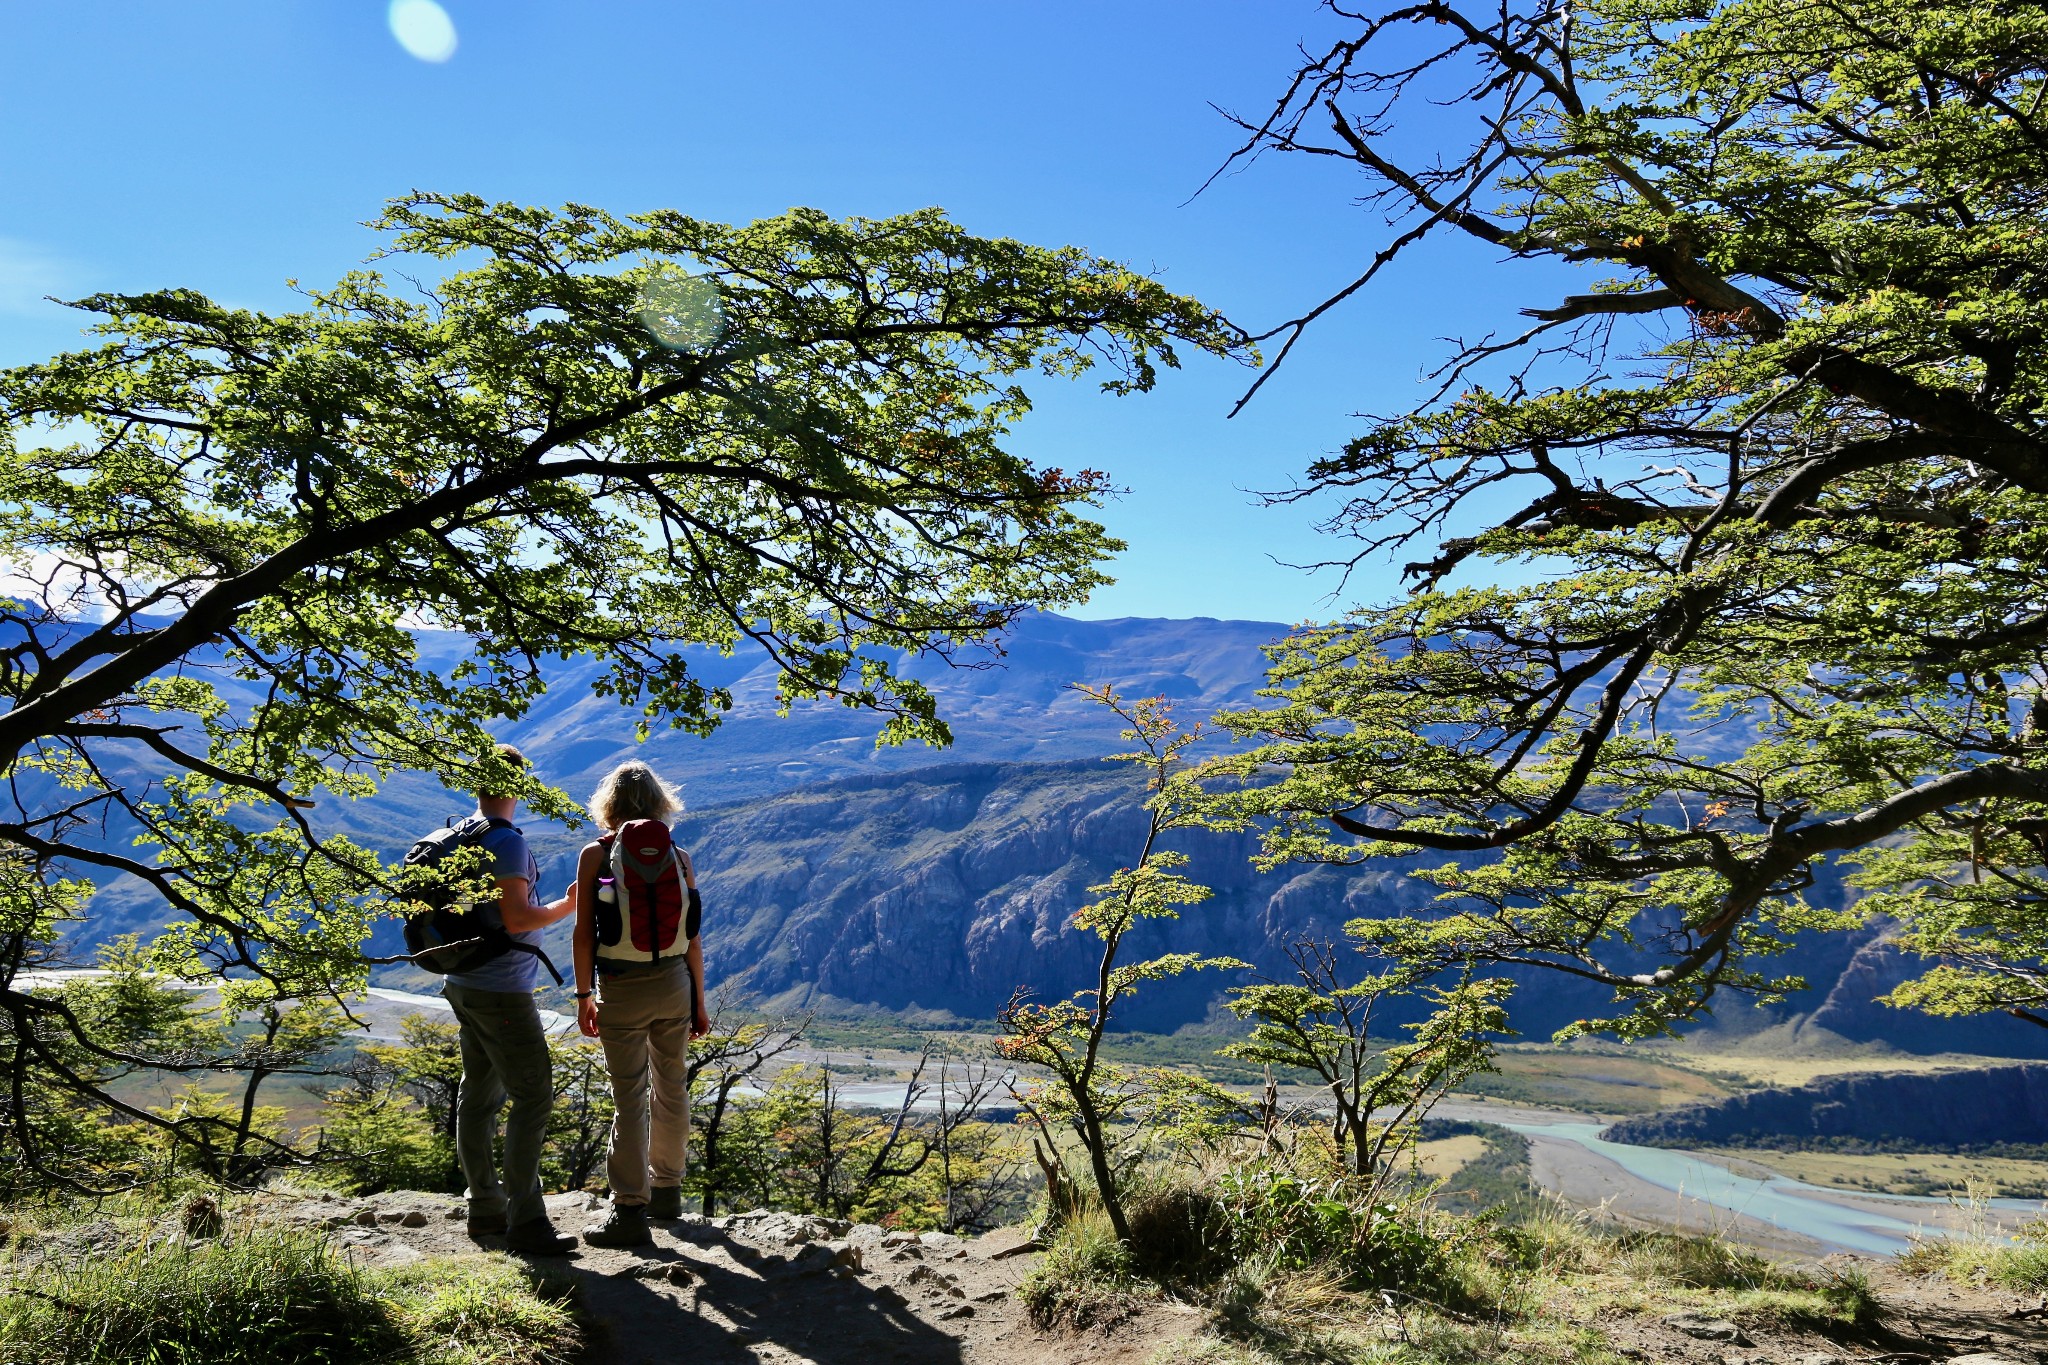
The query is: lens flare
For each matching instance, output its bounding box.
[634,266,726,353]
[389,0,458,63]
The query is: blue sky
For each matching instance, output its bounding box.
[0,2,1540,624]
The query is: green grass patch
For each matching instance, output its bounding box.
[1898,1231,2048,1291]
[1018,1204,1153,1330]
[0,1222,578,1365]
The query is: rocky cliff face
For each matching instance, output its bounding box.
[1798,935,2048,1054]
[504,760,1457,1031]
[476,759,1635,1034]
[1602,1065,2048,1148]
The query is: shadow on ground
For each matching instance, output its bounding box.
[483,1210,1003,1365]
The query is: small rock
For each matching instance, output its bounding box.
[728,1328,762,1345]
[442,1207,464,1221]
[829,1243,863,1272]
[1661,1313,1749,1346]
[790,1244,836,1275]
[881,1230,920,1248]
[739,1211,845,1248]
[399,1210,429,1229]
[936,1304,975,1321]
[377,1211,408,1226]
[1948,1355,2026,1365]
[919,1231,964,1253]
[905,1264,963,1296]
[972,1289,1006,1303]
[353,1209,381,1227]
[1794,1354,1844,1365]
[888,1243,925,1262]
[614,1260,696,1286]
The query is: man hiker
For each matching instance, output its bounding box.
[439,743,579,1253]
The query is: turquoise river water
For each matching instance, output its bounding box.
[1503,1119,2043,1254]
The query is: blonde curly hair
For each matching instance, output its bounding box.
[588,761,680,831]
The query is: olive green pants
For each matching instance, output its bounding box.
[443,985,553,1228]
[595,959,692,1206]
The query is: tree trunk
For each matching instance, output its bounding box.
[700,1078,735,1217]
[1076,1099,1129,1243]
[438,1078,463,1193]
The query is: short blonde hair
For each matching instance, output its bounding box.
[589,761,680,830]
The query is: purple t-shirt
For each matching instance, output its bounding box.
[442,822,546,994]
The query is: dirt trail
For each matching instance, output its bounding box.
[264,1187,2048,1364]
[275,1191,1191,1365]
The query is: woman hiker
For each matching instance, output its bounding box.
[571,761,711,1248]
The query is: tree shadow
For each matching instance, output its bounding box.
[520,1228,969,1365]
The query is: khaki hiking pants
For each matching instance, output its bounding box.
[595,958,692,1206]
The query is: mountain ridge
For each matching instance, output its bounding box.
[59,611,2048,1054]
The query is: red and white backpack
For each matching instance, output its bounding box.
[592,818,699,968]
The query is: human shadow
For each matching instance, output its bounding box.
[519,1227,969,1365]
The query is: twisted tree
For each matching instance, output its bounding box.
[1212,0,2048,1038]
[0,193,1244,1185]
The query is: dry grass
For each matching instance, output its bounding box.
[1457,1047,1733,1114]
[1650,1043,2007,1089]
[1416,1136,1488,1181]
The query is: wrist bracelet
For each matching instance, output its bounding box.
[574,991,592,1000]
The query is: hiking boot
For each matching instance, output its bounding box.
[465,1209,508,1238]
[583,1203,653,1248]
[647,1185,684,1220]
[503,1217,577,1255]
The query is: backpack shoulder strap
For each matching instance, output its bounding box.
[450,813,517,843]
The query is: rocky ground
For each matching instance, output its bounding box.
[66,1187,2045,1364]
[262,1189,1195,1365]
